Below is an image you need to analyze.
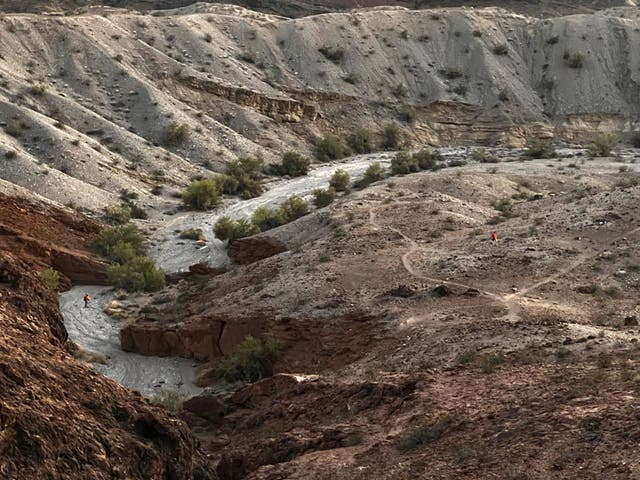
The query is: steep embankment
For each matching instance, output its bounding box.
[0,193,215,479]
[1,6,640,211]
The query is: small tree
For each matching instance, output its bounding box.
[313,188,335,208]
[213,216,258,242]
[391,151,419,174]
[213,216,236,241]
[347,128,373,154]
[588,132,618,158]
[381,123,401,150]
[329,169,351,192]
[182,178,221,210]
[103,204,131,225]
[92,224,145,263]
[359,162,385,187]
[41,268,60,290]
[279,151,310,177]
[315,134,347,162]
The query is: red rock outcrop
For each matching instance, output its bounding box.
[0,194,216,480]
[227,236,288,265]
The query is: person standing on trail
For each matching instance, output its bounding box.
[490,231,498,244]
[83,293,91,308]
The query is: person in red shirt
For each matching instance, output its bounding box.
[83,293,91,308]
[490,231,498,243]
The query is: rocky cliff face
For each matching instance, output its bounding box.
[2,6,640,211]
[0,195,216,480]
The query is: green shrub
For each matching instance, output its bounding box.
[214,216,259,242]
[391,151,419,174]
[224,156,265,199]
[278,194,308,222]
[92,224,145,263]
[523,143,556,159]
[359,162,385,187]
[414,149,440,170]
[29,84,47,96]
[107,255,165,292]
[151,390,188,412]
[588,132,618,157]
[315,134,347,162]
[632,133,640,148]
[347,128,373,154]
[493,44,508,55]
[214,335,283,382]
[179,228,205,241]
[251,206,283,232]
[103,204,132,225]
[478,352,504,373]
[182,178,222,210]
[393,83,408,98]
[381,123,401,150]
[329,169,351,192]
[313,188,335,208]
[41,268,60,290]
[238,50,257,63]
[396,414,457,452]
[318,46,345,63]
[214,174,240,195]
[471,147,499,163]
[163,122,190,147]
[278,151,310,177]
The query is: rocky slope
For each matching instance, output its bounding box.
[1,5,640,212]
[0,194,215,479]
[124,155,640,478]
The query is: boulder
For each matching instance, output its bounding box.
[183,395,225,424]
[432,284,453,297]
[228,236,288,265]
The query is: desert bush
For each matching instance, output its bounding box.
[313,188,336,208]
[103,204,132,225]
[214,335,283,382]
[278,151,311,177]
[4,150,17,159]
[381,123,401,150]
[342,73,358,84]
[493,44,509,55]
[564,51,584,69]
[152,390,188,412]
[179,228,205,241]
[163,122,190,147]
[632,132,640,148]
[347,128,373,154]
[318,46,345,63]
[478,352,504,373]
[399,104,417,123]
[439,67,463,79]
[393,83,408,98]
[214,216,259,242]
[329,169,351,192]
[357,162,385,187]
[396,414,457,452]
[107,255,165,292]
[251,206,283,232]
[224,156,265,199]
[391,151,419,174]
[498,90,509,102]
[40,268,60,290]
[587,132,618,157]
[523,143,556,159]
[546,35,559,45]
[471,147,499,163]
[182,178,222,210]
[315,134,347,162]
[492,197,513,214]
[278,194,308,222]
[203,33,212,43]
[414,149,441,170]
[92,224,145,263]
[452,84,467,96]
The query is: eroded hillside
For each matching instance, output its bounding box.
[1,5,640,212]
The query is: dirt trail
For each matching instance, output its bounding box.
[370,204,640,323]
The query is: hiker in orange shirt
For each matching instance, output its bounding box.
[490,231,498,244]
[83,293,91,308]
